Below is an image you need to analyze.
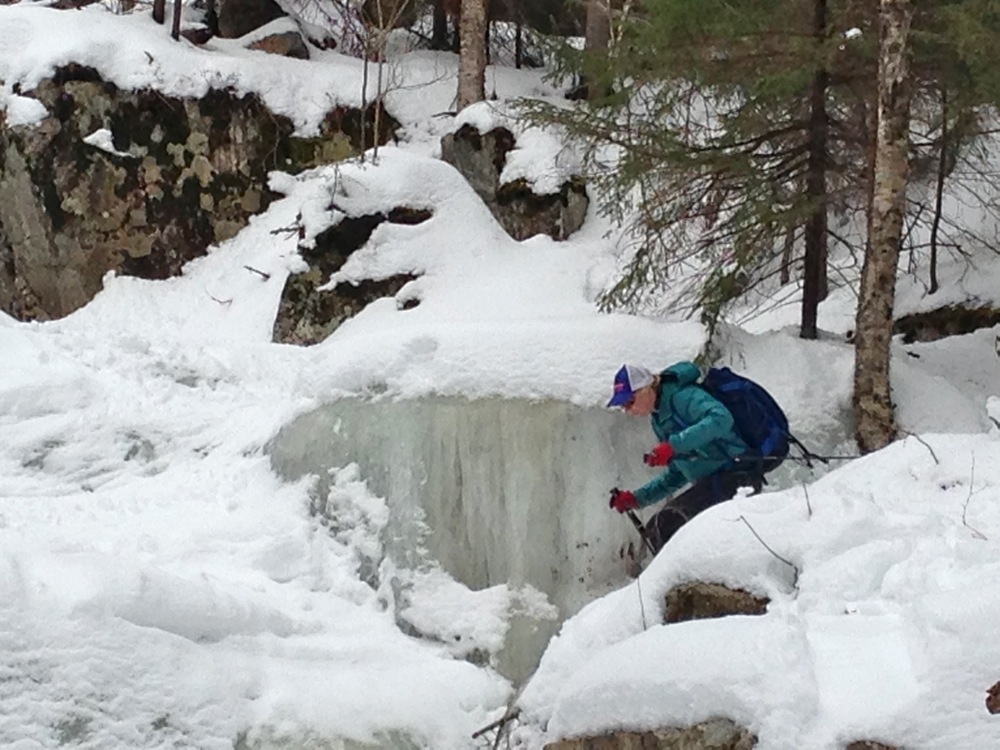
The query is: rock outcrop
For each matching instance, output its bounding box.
[247,30,311,59]
[987,680,1000,714]
[544,718,755,750]
[272,207,431,345]
[0,64,397,320]
[213,0,285,38]
[894,304,1000,343]
[663,582,770,624]
[441,124,588,241]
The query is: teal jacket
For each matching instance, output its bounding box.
[634,362,749,507]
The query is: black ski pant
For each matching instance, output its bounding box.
[644,471,758,554]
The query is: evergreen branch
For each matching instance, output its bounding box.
[686,122,809,156]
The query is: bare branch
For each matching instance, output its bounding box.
[739,515,799,585]
[904,432,940,464]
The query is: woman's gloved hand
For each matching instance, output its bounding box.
[608,488,638,513]
[643,442,676,467]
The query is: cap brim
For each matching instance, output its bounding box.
[607,391,633,408]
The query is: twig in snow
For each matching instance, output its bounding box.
[269,212,305,239]
[802,482,813,518]
[740,515,799,586]
[243,265,271,281]
[905,431,941,464]
[208,293,232,306]
[635,573,648,632]
[472,707,519,739]
[472,706,520,749]
[962,455,987,541]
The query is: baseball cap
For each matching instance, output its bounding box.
[607,364,654,407]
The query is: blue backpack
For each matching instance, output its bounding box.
[701,367,790,476]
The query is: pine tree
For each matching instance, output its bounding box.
[527,0,1000,338]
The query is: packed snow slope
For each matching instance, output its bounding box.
[2,3,1000,750]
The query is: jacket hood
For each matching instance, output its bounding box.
[660,361,702,387]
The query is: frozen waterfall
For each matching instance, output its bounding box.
[267,396,656,682]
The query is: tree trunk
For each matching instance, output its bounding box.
[929,85,948,295]
[431,0,449,50]
[457,0,487,110]
[800,0,829,340]
[853,0,913,454]
[515,19,523,69]
[152,0,165,24]
[580,0,611,100]
[171,0,181,40]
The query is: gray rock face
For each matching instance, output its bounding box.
[0,64,397,320]
[440,124,588,241]
[544,718,756,750]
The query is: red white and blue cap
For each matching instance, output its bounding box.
[607,364,654,407]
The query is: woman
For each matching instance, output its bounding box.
[607,362,755,552]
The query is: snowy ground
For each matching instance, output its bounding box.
[3,3,1000,749]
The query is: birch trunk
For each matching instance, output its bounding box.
[853,0,913,453]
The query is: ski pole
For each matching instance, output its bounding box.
[626,509,657,557]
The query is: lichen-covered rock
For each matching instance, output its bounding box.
[440,124,588,241]
[273,272,417,346]
[544,718,755,750]
[893,304,1000,343]
[664,582,769,624]
[272,207,431,345]
[441,125,516,202]
[496,176,589,241]
[0,64,398,320]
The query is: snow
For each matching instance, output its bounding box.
[519,436,1000,748]
[82,128,134,158]
[1,3,999,749]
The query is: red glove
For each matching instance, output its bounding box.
[644,442,676,467]
[609,488,638,513]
